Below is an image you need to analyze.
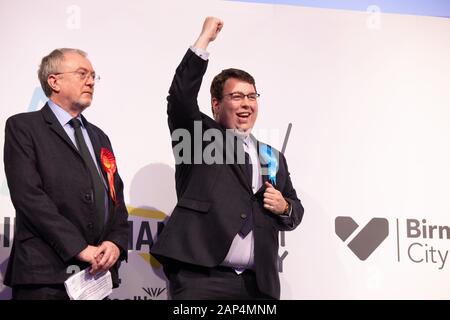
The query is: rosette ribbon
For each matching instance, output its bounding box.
[258,144,278,186]
[100,148,117,206]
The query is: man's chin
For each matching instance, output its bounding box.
[232,127,252,136]
[76,100,92,111]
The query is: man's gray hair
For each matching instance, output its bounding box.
[38,48,87,97]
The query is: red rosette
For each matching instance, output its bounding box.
[100,147,117,206]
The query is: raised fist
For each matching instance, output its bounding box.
[193,16,224,50]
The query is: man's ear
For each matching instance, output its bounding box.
[47,75,60,94]
[211,97,220,120]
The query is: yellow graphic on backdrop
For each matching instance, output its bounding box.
[127,206,167,268]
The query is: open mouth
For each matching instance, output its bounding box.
[236,112,251,119]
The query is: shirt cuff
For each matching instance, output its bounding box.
[189,46,210,61]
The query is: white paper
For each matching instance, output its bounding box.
[64,268,112,300]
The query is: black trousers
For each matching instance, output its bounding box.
[164,261,274,300]
[12,284,70,300]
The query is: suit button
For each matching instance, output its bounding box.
[240,213,247,219]
[84,193,93,203]
[87,223,94,229]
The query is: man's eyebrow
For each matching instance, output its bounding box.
[75,67,95,72]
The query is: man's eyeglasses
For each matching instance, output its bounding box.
[224,92,260,102]
[53,69,101,82]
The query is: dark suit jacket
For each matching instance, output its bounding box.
[151,49,304,299]
[3,104,129,287]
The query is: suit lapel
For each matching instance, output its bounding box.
[237,163,252,191]
[82,115,109,190]
[82,116,116,237]
[43,104,114,237]
[255,139,270,195]
[229,157,252,192]
[41,104,80,154]
[224,132,252,193]
[229,135,275,194]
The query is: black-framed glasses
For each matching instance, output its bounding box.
[53,69,100,82]
[224,92,260,102]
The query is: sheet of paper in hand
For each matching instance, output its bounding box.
[64,268,112,300]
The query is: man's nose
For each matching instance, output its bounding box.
[240,100,251,108]
[85,76,94,86]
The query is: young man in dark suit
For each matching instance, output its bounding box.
[151,17,304,300]
[3,48,129,299]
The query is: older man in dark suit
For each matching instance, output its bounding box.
[3,48,129,299]
[151,17,304,300]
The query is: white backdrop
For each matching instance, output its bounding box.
[0,0,449,299]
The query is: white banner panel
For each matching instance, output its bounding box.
[0,0,449,299]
